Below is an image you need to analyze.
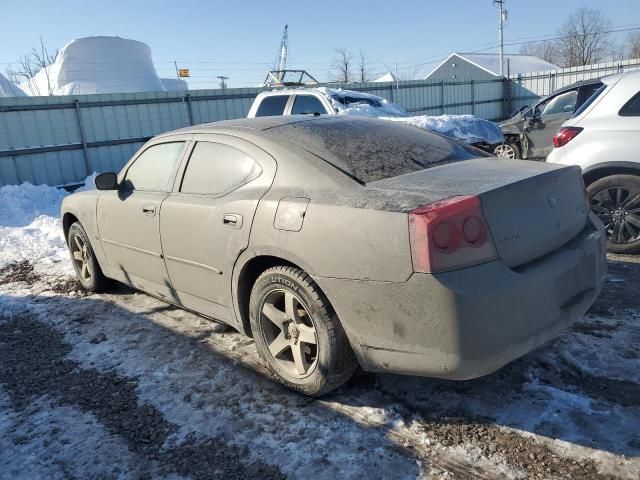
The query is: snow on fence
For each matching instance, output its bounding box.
[0,78,506,187]
[509,58,640,111]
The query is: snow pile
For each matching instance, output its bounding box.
[319,87,503,145]
[0,176,95,273]
[20,37,172,96]
[383,114,505,145]
[0,72,26,97]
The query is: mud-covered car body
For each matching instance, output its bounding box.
[61,116,606,384]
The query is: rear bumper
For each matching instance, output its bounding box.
[314,212,606,379]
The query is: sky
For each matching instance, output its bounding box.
[1,0,639,88]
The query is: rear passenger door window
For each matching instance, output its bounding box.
[255,95,290,117]
[291,95,328,115]
[620,91,640,116]
[180,142,262,195]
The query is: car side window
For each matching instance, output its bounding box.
[619,91,640,116]
[123,142,186,192]
[291,95,328,115]
[180,142,262,195]
[255,95,290,117]
[536,90,578,117]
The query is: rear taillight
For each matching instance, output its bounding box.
[552,127,583,148]
[409,195,498,273]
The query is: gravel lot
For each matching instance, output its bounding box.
[0,254,639,479]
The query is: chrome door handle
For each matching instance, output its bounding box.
[142,204,156,216]
[223,213,242,228]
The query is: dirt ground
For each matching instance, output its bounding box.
[0,255,638,479]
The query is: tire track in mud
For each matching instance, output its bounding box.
[0,311,284,480]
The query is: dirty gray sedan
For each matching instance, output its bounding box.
[61,116,606,396]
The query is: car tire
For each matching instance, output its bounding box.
[249,266,357,396]
[587,174,640,254]
[493,141,521,159]
[67,221,111,292]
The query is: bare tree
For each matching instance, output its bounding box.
[357,50,372,83]
[330,48,354,83]
[554,8,614,67]
[519,40,559,65]
[6,37,58,95]
[625,31,640,59]
[398,66,422,81]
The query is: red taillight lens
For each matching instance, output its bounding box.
[409,195,498,273]
[552,127,583,148]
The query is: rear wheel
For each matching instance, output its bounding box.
[67,222,111,291]
[493,141,520,159]
[587,174,640,254]
[249,266,357,396]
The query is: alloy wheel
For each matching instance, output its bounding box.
[259,289,318,378]
[494,143,516,159]
[590,187,640,244]
[70,234,92,282]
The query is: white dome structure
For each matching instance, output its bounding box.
[20,36,171,96]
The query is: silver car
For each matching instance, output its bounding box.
[62,116,606,396]
[547,71,640,254]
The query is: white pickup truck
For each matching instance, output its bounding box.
[247,87,504,150]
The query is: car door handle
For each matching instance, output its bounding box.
[223,213,242,228]
[142,204,156,216]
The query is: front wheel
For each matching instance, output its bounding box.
[587,174,640,254]
[67,222,111,291]
[249,266,357,396]
[493,142,520,159]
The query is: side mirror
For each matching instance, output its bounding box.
[563,105,574,113]
[95,172,118,190]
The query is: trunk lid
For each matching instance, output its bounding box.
[367,158,588,268]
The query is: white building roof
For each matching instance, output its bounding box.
[372,72,398,83]
[427,52,560,79]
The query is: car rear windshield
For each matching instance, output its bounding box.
[332,95,383,108]
[266,117,486,184]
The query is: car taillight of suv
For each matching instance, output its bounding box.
[553,127,583,148]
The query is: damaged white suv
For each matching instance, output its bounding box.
[247,87,504,151]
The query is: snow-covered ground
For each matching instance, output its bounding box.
[0,182,639,479]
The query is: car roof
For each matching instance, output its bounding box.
[551,78,602,94]
[600,69,640,85]
[155,115,320,138]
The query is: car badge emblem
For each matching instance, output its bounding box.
[548,194,558,208]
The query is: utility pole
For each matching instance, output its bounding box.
[217,75,228,90]
[494,0,506,77]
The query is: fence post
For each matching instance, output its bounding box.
[73,100,91,176]
[186,94,195,125]
[441,81,445,115]
[470,80,475,115]
[502,77,512,120]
